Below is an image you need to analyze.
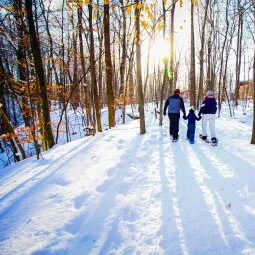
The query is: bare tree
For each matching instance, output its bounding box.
[25,0,55,150]
[197,0,210,109]
[135,0,146,134]
[104,2,116,128]
[251,0,255,144]
[234,0,244,106]
[190,0,196,107]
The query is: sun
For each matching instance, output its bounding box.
[150,38,169,62]
[142,37,170,70]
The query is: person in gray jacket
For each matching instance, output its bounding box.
[163,88,186,142]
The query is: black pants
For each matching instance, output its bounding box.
[168,113,180,139]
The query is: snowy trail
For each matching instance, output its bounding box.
[0,112,255,255]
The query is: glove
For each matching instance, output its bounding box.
[163,112,166,116]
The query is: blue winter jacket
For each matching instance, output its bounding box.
[183,110,200,125]
[198,96,217,115]
[163,94,186,115]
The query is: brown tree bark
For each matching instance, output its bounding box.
[78,6,92,127]
[197,0,210,109]
[251,49,255,144]
[88,1,102,132]
[119,0,127,98]
[13,0,31,127]
[234,0,244,106]
[135,0,146,134]
[190,0,196,107]
[0,73,26,161]
[251,0,255,144]
[217,0,230,117]
[104,2,116,128]
[25,0,55,150]
[169,0,176,94]
[71,13,79,109]
[159,0,168,126]
[96,0,104,109]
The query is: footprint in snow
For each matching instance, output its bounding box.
[73,193,89,210]
[54,178,71,187]
[96,179,113,192]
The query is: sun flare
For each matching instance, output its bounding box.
[150,38,169,62]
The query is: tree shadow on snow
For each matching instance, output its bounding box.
[61,131,146,255]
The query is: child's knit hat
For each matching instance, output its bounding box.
[207,90,214,96]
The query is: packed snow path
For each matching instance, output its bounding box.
[0,112,255,255]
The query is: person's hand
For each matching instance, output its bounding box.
[163,112,166,116]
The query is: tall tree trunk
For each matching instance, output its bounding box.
[251,0,255,144]
[96,0,103,109]
[143,36,152,103]
[159,0,168,126]
[190,0,196,107]
[88,1,102,132]
[41,0,60,87]
[135,0,146,134]
[25,0,55,149]
[119,0,127,97]
[14,0,31,127]
[71,13,79,109]
[104,2,115,128]
[169,0,176,94]
[206,36,212,91]
[197,0,210,109]
[217,0,230,117]
[123,40,135,124]
[78,6,92,126]
[251,49,255,144]
[0,78,26,161]
[222,28,234,118]
[234,1,243,106]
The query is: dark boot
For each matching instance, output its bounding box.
[211,137,218,143]
[201,135,207,140]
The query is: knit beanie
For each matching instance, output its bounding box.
[174,88,180,94]
[207,90,214,96]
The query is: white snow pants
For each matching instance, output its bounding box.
[202,114,216,138]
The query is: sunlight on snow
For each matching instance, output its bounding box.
[164,141,189,255]
[184,145,228,245]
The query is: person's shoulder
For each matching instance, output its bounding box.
[174,94,182,99]
[208,97,216,102]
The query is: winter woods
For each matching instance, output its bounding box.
[0,0,254,167]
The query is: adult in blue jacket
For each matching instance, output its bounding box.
[163,88,186,142]
[198,90,218,143]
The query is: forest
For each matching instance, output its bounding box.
[0,0,254,167]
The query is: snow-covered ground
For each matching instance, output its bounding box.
[0,103,255,255]
[0,106,134,168]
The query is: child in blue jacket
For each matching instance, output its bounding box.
[183,109,201,144]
